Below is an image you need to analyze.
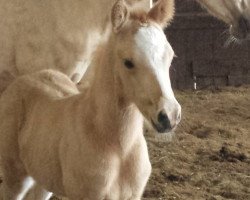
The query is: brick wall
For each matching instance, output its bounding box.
[166,0,250,89]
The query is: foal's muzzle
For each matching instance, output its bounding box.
[151,109,181,134]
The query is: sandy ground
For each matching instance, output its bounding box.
[143,86,250,200]
[1,86,249,200]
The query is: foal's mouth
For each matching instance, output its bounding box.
[151,119,172,134]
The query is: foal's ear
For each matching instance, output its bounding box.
[148,0,175,27]
[111,0,129,33]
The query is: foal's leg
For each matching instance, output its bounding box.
[0,159,31,200]
[23,184,52,200]
[120,138,152,200]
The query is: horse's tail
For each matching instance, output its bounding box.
[0,71,15,96]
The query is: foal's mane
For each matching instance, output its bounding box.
[130,9,149,25]
[129,0,175,27]
[111,0,175,34]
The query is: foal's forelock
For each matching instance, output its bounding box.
[134,25,174,69]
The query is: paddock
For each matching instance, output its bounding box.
[144,86,250,200]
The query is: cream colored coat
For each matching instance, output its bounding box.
[0,0,151,84]
[0,0,179,199]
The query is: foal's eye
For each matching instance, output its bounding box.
[123,59,134,69]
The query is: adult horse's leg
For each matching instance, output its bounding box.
[0,71,15,95]
[70,61,89,84]
[0,85,31,200]
[0,158,31,200]
[23,184,52,200]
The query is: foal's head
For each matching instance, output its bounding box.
[110,0,181,133]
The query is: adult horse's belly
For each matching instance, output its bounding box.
[0,0,151,87]
[0,0,107,82]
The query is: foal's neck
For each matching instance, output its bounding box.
[81,35,143,148]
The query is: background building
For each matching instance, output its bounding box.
[166,0,250,89]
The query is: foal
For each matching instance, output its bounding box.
[0,0,180,199]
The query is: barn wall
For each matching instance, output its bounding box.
[166,0,250,89]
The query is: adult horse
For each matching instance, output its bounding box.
[197,0,250,41]
[152,0,250,40]
[0,0,152,93]
[0,0,180,199]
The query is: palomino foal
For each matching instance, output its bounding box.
[0,0,180,199]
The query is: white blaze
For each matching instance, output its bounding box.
[134,25,175,100]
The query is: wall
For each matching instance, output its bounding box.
[166,0,250,89]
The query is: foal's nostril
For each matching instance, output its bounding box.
[158,111,168,123]
[152,111,172,133]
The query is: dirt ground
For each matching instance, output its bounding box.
[1,86,249,200]
[143,86,250,200]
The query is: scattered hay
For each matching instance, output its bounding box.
[210,146,247,163]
